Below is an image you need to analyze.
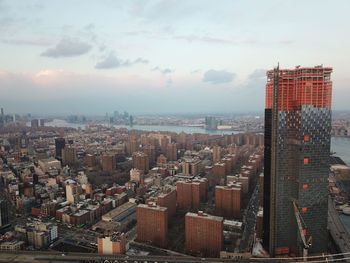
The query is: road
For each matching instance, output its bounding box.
[0,250,252,263]
[239,183,260,252]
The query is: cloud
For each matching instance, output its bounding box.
[134,57,149,64]
[240,69,266,93]
[278,40,294,45]
[41,38,92,58]
[95,53,149,69]
[95,53,122,69]
[126,0,201,25]
[152,67,174,75]
[175,35,233,44]
[191,69,201,74]
[246,69,266,82]
[1,38,52,46]
[203,70,235,84]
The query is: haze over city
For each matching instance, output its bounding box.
[2,1,350,263]
[1,0,350,115]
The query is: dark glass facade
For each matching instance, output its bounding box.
[263,66,332,256]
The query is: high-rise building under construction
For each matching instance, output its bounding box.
[263,65,332,256]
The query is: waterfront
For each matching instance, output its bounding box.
[331,137,350,166]
[43,119,242,135]
[331,137,350,233]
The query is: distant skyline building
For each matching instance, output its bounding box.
[0,108,4,126]
[31,119,39,129]
[263,65,333,256]
[205,116,218,130]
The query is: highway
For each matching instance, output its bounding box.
[0,250,254,263]
[1,250,345,263]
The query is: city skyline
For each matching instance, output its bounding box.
[0,0,350,114]
[1,1,350,261]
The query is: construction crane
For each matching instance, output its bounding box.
[292,200,312,261]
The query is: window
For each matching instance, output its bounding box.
[304,157,310,165]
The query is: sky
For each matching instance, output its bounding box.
[0,0,349,115]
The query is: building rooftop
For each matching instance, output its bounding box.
[186,211,223,222]
[102,202,137,221]
[138,203,168,212]
[224,219,243,228]
[216,183,242,190]
[74,209,89,217]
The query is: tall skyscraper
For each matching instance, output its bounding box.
[263,65,332,256]
[0,108,4,126]
[55,138,66,159]
[0,199,9,228]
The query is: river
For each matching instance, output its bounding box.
[42,119,241,135]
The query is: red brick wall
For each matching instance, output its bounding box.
[215,186,241,219]
[185,214,223,257]
[157,190,176,219]
[136,206,168,247]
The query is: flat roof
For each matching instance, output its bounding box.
[224,219,243,227]
[186,212,223,222]
[138,204,168,212]
[102,202,137,219]
[216,184,241,190]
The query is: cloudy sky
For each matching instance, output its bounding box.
[0,0,349,115]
